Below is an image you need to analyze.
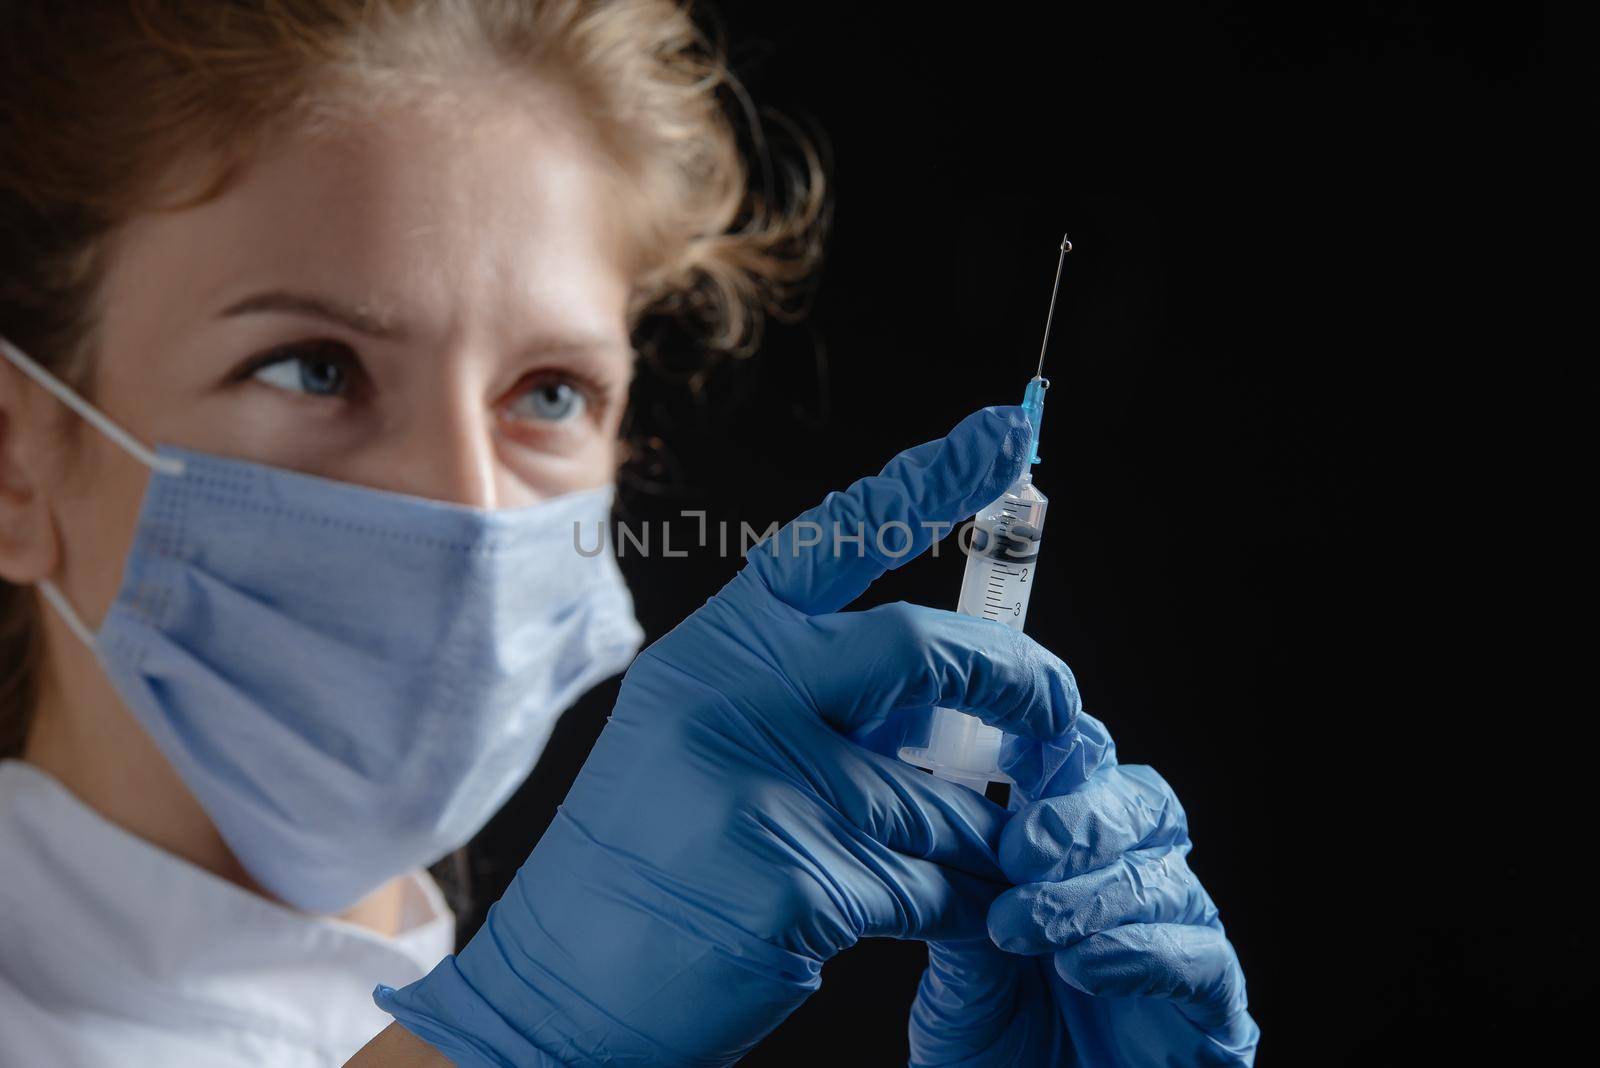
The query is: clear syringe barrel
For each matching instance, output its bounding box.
[899,472,1048,792]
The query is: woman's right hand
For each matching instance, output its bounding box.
[372,406,1082,1067]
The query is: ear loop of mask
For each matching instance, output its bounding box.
[1,334,187,650]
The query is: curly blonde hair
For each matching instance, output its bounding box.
[0,0,828,757]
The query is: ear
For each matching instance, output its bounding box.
[0,360,62,585]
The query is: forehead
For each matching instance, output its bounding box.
[100,82,635,351]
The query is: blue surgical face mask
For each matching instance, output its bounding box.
[1,336,645,913]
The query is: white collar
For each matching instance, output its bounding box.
[0,757,454,1045]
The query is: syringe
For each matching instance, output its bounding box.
[899,233,1071,793]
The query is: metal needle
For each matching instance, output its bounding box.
[1036,233,1072,378]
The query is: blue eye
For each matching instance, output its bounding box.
[250,343,354,397]
[509,380,586,423]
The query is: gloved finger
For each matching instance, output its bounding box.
[777,709,1011,882]
[908,939,1029,1061]
[839,703,934,762]
[625,640,1010,885]
[801,600,1080,742]
[740,406,1032,617]
[770,805,1004,946]
[987,846,1220,955]
[1051,923,1252,1033]
[999,708,1119,805]
[859,855,1006,943]
[998,764,1189,884]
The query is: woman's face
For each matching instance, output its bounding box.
[38,83,637,622]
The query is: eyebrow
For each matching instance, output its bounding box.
[217,289,632,359]
[219,290,409,341]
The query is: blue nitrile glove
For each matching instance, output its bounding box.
[900,713,1261,1066]
[372,405,1086,1067]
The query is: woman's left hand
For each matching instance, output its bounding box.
[903,715,1260,1066]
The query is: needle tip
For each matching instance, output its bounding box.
[1061,233,1072,252]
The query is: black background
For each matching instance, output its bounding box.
[466,3,1568,1063]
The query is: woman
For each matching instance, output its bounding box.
[0,2,1257,1065]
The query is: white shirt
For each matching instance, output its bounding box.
[0,759,455,1067]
